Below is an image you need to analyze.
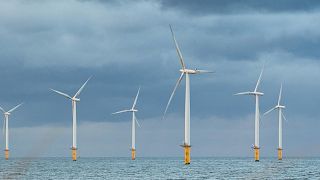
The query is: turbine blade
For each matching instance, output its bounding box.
[0,107,5,113]
[50,89,72,99]
[8,103,23,113]
[169,24,186,69]
[112,109,131,115]
[135,116,141,128]
[282,111,288,122]
[74,76,91,97]
[254,66,264,92]
[196,70,215,74]
[234,92,251,96]
[132,87,140,109]
[263,107,276,116]
[278,83,283,106]
[163,72,185,119]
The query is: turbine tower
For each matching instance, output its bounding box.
[235,67,264,162]
[112,87,141,160]
[51,77,91,161]
[163,25,212,165]
[0,103,23,160]
[263,84,287,160]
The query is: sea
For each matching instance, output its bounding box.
[0,157,318,179]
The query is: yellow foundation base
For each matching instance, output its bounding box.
[5,149,9,160]
[254,147,259,162]
[131,149,136,160]
[278,148,283,160]
[184,146,191,165]
[72,148,77,161]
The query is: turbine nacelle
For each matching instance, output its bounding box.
[72,97,80,102]
[276,105,285,109]
[252,92,264,96]
[4,112,10,116]
[234,91,264,96]
[180,69,197,74]
[179,69,200,74]
[179,69,213,74]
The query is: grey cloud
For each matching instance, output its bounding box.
[159,0,320,15]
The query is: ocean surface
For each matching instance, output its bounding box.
[0,157,319,179]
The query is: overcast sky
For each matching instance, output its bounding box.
[0,0,320,158]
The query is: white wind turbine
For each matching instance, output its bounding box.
[163,25,213,165]
[112,87,141,160]
[0,103,23,160]
[263,84,287,160]
[50,77,91,161]
[235,67,264,162]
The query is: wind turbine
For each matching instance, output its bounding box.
[50,77,91,161]
[263,84,287,160]
[112,87,141,160]
[163,25,213,165]
[235,67,264,162]
[0,103,23,160]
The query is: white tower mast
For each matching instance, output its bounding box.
[163,25,213,165]
[235,67,264,161]
[112,87,141,160]
[264,84,286,160]
[51,77,91,161]
[0,103,23,160]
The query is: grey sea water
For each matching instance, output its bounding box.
[0,157,318,179]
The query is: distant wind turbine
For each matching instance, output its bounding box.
[235,67,264,162]
[0,103,23,160]
[263,84,287,160]
[112,87,141,160]
[163,25,213,165]
[50,77,91,161]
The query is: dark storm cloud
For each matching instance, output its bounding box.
[159,0,320,15]
[1,0,320,121]
[0,0,320,126]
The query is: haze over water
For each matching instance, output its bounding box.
[0,157,318,179]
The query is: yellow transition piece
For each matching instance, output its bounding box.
[5,149,9,160]
[72,148,77,161]
[131,149,136,160]
[278,148,283,160]
[254,147,259,162]
[184,146,191,165]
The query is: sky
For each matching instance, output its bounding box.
[0,0,320,158]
